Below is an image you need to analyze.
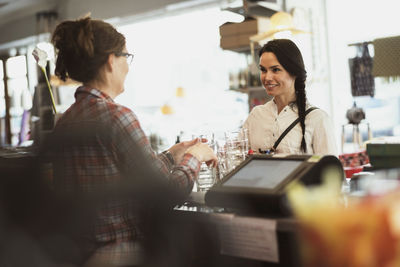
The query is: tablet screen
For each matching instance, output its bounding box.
[223,158,303,189]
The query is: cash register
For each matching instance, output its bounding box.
[205,154,344,215]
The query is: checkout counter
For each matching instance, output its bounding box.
[174,197,300,267]
[172,146,400,267]
[172,154,344,267]
[2,142,400,266]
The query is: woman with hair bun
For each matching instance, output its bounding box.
[243,39,337,155]
[49,16,217,265]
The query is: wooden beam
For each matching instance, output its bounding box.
[1,57,12,145]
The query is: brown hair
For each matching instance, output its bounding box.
[51,17,125,83]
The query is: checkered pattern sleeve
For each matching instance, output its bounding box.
[51,87,201,262]
[112,106,200,192]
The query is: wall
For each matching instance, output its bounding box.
[286,0,332,115]
[115,6,249,148]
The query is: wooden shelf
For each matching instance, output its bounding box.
[221,45,261,54]
[222,2,279,18]
[229,86,264,93]
[248,86,264,92]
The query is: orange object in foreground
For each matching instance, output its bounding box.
[296,193,400,267]
[287,177,400,267]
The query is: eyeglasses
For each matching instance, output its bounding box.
[115,52,134,65]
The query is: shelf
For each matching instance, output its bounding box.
[221,44,261,54]
[229,86,264,93]
[248,86,264,92]
[222,1,280,18]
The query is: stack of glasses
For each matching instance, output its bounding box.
[194,128,249,192]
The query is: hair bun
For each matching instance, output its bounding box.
[52,16,125,83]
[76,17,94,58]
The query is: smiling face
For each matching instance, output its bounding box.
[259,52,296,98]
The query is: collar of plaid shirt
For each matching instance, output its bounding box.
[74,86,115,102]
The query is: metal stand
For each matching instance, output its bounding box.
[341,122,372,153]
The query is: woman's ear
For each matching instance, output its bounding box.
[105,53,114,72]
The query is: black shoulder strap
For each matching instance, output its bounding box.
[272,107,318,151]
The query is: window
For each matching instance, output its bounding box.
[4,55,32,145]
[117,7,249,149]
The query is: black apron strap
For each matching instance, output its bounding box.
[271,107,318,152]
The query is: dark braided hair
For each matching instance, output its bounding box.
[51,16,125,83]
[258,39,308,152]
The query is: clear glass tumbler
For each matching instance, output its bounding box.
[192,133,217,192]
[224,128,249,172]
[216,139,229,180]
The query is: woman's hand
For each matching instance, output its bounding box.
[167,139,199,164]
[168,138,218,167]
[186,143,218,168]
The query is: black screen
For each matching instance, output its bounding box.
[223,159,303,189]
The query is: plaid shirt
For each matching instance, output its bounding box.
[52,86,200,263]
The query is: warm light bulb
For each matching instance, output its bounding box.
[175,86,185,97]
[161,104,174,115]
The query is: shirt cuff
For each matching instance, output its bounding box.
[162,150,175,165]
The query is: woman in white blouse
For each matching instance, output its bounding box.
[243,39,337,155]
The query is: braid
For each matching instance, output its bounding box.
[295,78,307,152]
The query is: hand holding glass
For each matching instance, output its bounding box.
[189,134,218,192]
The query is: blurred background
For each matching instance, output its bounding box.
[0,0,399,152]
[0,1,400,266]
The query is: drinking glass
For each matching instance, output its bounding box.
[192,133,217,192]
[216,139,229,179]
[225,128,249,171]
